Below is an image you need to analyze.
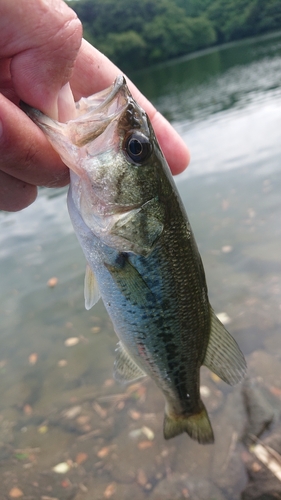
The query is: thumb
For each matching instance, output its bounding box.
[2,0,82,118]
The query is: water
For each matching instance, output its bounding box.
[1,33,281,499]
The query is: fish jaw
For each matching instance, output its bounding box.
[20,76,129,176]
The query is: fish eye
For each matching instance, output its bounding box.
[123,132,152,164]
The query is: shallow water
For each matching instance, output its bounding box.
[1,33,281,499]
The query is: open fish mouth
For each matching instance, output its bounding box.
[75,75,128,118]
[20,76,142,195]
[21,75,130,148]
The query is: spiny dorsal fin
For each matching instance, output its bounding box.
[114,341,147,385]
[203,307,246,385]
[84,263,100,310]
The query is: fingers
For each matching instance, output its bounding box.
[0,0,189,216]
[70,40,190,174]
[0,170,37,212]
[0,94,69,188]
[1,0,82,118]
[150,111,190,175]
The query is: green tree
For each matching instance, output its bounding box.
[174,0,214,17]
[207,0,281,42]
[98,31,147,71]
[67,0,281,72]
[144,14,216,63]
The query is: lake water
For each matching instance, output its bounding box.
[1,33,281,499]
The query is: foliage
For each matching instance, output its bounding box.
[67,0,281,72]
[173,0,214,17]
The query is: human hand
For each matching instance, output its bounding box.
[0,0,190,212]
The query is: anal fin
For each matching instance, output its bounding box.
[203,307,246,385]
[114,341,147,385]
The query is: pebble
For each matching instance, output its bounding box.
[41,497,59,500]
[141,426,155,440]
[103,482,117,498]
[28,352,38,365]
[9,488,24,498]
[75,452,88,465]
[64,337,80,347]
[62,406,82,420]
[221,245,233,253]
[128,426,154,441]
[38,425,48,434]
[137,468,147,487]
[47,277,58,288]
[57,359,67,367]
[76,415,90,425]
[91,326,101,334]
[93,401,108,419]
[137,440,153,450]
[103,379,115,388]
[23,404,33,416]
[128,409,141,420]
[52,462,70,474]
[97,446,111,458]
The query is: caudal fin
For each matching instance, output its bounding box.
[163,402,214,444]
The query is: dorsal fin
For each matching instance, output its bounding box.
[203,307,246,385]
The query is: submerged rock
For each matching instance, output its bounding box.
[241,426,281,500]
[242,377,275,445]
[151,473,226,500]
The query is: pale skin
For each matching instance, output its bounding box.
[0,0,190,212]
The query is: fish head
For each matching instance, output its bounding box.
[23,76,169,254]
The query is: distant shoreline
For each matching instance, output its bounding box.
[131,29,281,76]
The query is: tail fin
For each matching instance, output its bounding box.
[163,401,214,444]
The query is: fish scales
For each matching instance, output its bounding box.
[70,194,205,418]
[22,75,246,444]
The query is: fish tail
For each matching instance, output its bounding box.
[163,401,214,444]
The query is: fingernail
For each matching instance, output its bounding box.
[57,83,76,122]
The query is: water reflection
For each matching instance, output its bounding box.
[134,31,281,122]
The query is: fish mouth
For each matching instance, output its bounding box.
[75,75,129,118]
[21,75,131,147]
[72,75,130,147]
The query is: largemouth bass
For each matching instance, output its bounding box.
[23,76,246,444]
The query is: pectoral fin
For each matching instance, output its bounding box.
[114,341,147,384]
[203,307,246,385]
[111,198,164,256]
[105,257,155,306]
[84,263,101,310]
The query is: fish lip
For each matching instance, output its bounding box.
[21,74,129,124]
[21,75,131,154]
[93,75,128,114]
[74,75,130,121]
